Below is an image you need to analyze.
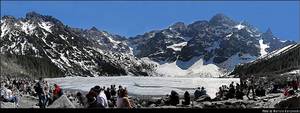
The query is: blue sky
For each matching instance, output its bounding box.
[1,1,299,41]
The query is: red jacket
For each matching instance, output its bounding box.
[53,85,62,96]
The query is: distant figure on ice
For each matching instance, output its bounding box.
[116,88,132,108]
[182,91,190,105]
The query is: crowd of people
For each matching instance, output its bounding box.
[0,76,63,108]
[0,76,35,107]
[76,85,133,108]
[214,76,300,101]
[1,75,299,108]
[34,77,64,108]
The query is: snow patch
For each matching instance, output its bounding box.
[259,39,270,56]
[234,24,245,30]
[20,21,36,34]
[156,57,222,77]
[166,42,187,51]
[1,21,10,37]
[38,22,53,33]
[218,53,257,73]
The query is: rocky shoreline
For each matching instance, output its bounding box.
[2,88,299,109]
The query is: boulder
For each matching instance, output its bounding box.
[195,95,211,102]
[0,101,16,108]
[274,94,300,108]
[48,95,76,108]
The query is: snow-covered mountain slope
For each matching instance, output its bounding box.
[230,43,300,79]
[0,12,156,77]
[155,57,222,77]
[129,13,296,77]
[1,12,296,78]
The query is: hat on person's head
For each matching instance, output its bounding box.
[93,85,101,93]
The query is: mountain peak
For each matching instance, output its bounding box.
[90,26,99,31]
[209,13,237,26]
[169,22,186,31]
[265,28,273,35]
[25,11,44,19]
[1,15,16,22]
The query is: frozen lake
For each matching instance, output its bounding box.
[46,76,240,98]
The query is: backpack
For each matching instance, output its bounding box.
[34,82,43,94]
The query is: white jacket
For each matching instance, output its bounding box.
[96,91,108,108]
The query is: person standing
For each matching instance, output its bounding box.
[93,86,109,108]
[246,76,256,100]
[35,77,46,108]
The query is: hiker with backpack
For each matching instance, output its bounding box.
[35,77,47,108]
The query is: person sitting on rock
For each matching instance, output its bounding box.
[168,90,179,106]
[226,83,235,99]
[194,87,201,100]
[53,84,63,101]
[3,85,19,107]
[116,88,132,108]
[182,91,190,105]
[199,87,207,97]
[214,87,224,101]
[76,92,87,107]
[86,87,98,108]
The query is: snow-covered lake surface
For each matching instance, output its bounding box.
[46,76,240,98]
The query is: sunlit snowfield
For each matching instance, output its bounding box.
[46,76,240,98]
